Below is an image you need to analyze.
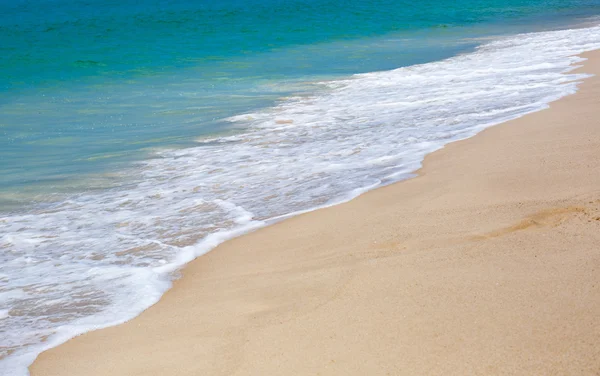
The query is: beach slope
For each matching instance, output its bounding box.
[31,51,600,375]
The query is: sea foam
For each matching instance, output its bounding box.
[1,24,600,375]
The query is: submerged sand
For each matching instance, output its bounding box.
[31,51,600,375]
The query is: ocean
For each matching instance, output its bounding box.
[1,0,600,374]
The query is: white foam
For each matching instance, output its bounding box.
[1,24,600,376]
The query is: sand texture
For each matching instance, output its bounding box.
[30,51,600,375]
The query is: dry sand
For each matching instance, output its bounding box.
[31,51,600,375]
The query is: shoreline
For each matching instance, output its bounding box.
[3,22,599,375]
[30,50,600,375]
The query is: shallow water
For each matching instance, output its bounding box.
[1,1,600,374]
[2,1,600,207]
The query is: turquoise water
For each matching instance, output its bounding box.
[2,1,600,375]
[2,0,596,88]
[2,0,600,208]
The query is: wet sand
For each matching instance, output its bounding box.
[31,50,600,375]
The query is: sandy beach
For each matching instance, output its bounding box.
[30,50,600,375]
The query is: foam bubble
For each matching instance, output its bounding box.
[1,24,600,376]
